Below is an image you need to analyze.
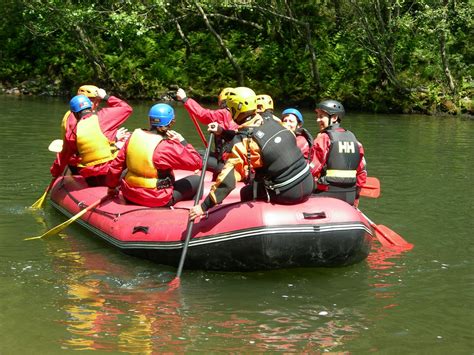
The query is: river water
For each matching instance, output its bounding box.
[0,95,472,353]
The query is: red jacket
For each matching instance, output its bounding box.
[50,96,132,178]
[183,98,238,130]
[310,127,367,190]
[296,135,310,159]
[106,132,202,207]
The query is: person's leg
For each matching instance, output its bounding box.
[205,156,219,173]
[197,149,220,174]
[314,186,356,205]
[171,174,200,204]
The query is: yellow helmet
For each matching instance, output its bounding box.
[256,94,273,112]
[218,87,233,107]
[77,85,99,98]
[226,87,257,121]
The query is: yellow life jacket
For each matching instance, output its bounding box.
[61,110,70,138]
[76,115,117,167]
[124,129,164,188]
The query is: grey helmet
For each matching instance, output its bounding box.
[315,99,345,119]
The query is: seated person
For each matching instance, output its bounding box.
[310,99,367,206]
[281,108,313,161]
[106,103,202,207]
[256,94,281,121]
[50,90,132,186]
[176,87,238,176]
[59,85,130,174]
[190,87,313,221]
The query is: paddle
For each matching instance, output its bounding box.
[30,178,57,209]
[169,133,214,288]
[30,138,66,209]
[360,176,380,198]
[48,139,64,153]
[189,113,208,147]
[358,209,413,250]
[25,195,110,241]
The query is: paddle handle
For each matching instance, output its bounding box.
[173,133,214,282]
[189,113,208,147]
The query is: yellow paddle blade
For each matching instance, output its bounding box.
[25,197,106,241]
[30,178,57,209]
[30,190,48,209]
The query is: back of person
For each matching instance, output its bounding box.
[311,99,366,205]
[50,88,132,186]
[76,113,118,167]
[106,103,202,208]
[124,129,164,189]
[176,87,238,175]
[250,117,310,197]
[60,85,101,173]
[189,87,314,221]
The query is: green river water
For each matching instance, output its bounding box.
[0,95,472,354]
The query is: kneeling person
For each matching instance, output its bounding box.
[106,104,202,207]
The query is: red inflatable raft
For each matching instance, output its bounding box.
[49,173,374,271]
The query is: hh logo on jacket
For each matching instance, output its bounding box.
[338,141,355,154]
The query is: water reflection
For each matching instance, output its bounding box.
[366,244,412,312]
[22,187,415,352]
[367,244,411,271]
[31,220,418,353]
[41,235,182,353]
[43,234,375,353]
[22,195,375,352]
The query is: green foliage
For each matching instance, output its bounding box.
[0,0,471,114]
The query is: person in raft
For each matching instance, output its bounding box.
[175,87,238,176]
[281,108,313,161]
[189,87,314,221]
[58,85,130,173]
[50,89,133,186]
[310,99,367,206]
[256,94,281,122]
[106,103,202,207]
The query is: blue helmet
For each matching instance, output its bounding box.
[282,108,303,124]
[149,103,174,127]
[70,95,92,113]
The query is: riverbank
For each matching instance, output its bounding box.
[1,80,472,117]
